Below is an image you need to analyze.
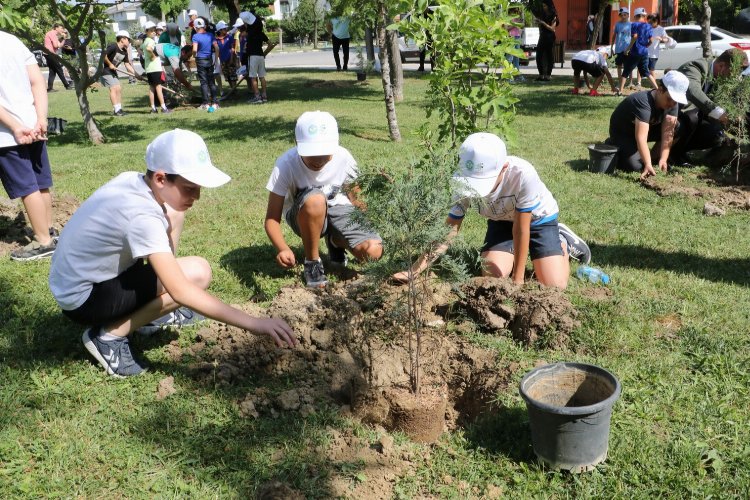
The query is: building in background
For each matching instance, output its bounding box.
[105,0,214,32]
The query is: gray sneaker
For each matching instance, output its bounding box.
[558,222,591,265]
[136,307,206,335]
[325,235,348,269]
[82,328,146,378]
[304,259,328,288]
[10,240,56,261]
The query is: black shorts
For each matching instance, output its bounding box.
[614,52,626,66]
[481,219,564,260]
[623,53,650,77]
[572,59,603,78]
[62,260,159,326]
[146,71,166,86]
[0,141,52,199]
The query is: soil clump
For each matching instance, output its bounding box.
[641,174,750,213]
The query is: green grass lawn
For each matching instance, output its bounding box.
[1,70,749,498]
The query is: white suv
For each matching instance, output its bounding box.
[656,25,750,70]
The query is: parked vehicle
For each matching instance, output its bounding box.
[656,25,750,70]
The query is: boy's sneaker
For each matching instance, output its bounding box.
[136,307,206,335]
[82,328,146,378]
[161,108,172,114]
[571,87,579,94]
[589,89,601,97]
[199,103,210,110]
[325,235,348,269]
[248,95,263,104]
[304,259,328,288]
[113,109,127,116]
[50,227,60,244]
[558,222,591,265]
[10,240,56,261]
[261,94,268,103]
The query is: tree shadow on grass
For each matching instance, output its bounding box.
[515,83,617,117]
[463,405,536,463]
[47,119,151,147]
[593,243,750,287]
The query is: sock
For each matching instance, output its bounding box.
[99,331,123,341]
[161,104,168,111]
[151,106,157,111]
[305,258,322,264]
[113,103,122,112]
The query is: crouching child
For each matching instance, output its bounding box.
[49,129,297,378]
[264,111,383,288]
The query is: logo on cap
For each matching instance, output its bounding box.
[465,160,475,171]
[308,124,318,135]
[197,150,208,162]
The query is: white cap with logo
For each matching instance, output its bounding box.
[633,7,647,16]
[216,21,228,30]
[193,18,206,29]
[146,129,231,188]
[619,7,629,14]
[662,70,689,105]
[116,30,131,40]
[295,111,339,157]
[157,21,166,30]
[239,11,257,25]
[454,133,508,197]
[596,46,609,55]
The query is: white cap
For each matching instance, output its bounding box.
[145,129,231,188]
[454,133,507,197]
[662,70,689,105]
[193,18,206,29]
[188,9,198,16]
[156,21,166,30]
[619,7,629,14]
[634,7,647,16]
[239,11,257,25]
[115,30,131,39]
[143,21,156,30]
[233,18,245,28]
[596,46,609,55]
[216,21,228,30]
[295,111,339,157]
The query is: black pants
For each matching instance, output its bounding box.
[332,35,350,70]
[536,37,555,77]
[607,121,683,172]
[670,109,725,160]
[195,57,217,105]
[45,55,69,90]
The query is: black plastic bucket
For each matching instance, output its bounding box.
[587,143,618,174]
[519,362,621,472]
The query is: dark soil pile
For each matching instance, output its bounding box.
[0,195,79,255]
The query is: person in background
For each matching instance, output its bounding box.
[192,17,220,111]
[507,8,524,83]
[215,21,237,96]
[0,30,57,261]
[617,7,658,96]
[327,15,351,71]
[571,46,617,96]
[535,1,558,82]
[43,23,71,91]
[142,21,171,114]
[611,8,631,88]
[243,12,276,104]
[586,15,595,47]
[645,14,669,81]
[101,30,139,116]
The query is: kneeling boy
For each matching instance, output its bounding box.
[397,133,590,289]
[265,111,382,288]
[49,129,296,378]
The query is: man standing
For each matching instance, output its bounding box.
[101,31,138,116]
[327,15,351,71]
[0,30,57,261]
[43,23,71,91]
[192,18,220,111]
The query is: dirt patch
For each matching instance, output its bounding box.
[641,175,750,212]
[654,313,682,340]
[0,194,79,255]
[578,286,613,301]
[156,375,177,400]
[459,277,579,348]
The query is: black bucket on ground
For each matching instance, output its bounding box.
[519,362,621,472]
[587,143,618,174]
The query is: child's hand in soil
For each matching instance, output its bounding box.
[253,318,298,348]
[276,249,296,268]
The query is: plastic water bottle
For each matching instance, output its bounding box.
[576,265,610,285]
[207,105,215,113]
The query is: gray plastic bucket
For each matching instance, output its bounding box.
[587,143,618,174]
[519,362,621,472]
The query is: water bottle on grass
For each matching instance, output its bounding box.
[576,265,610,285]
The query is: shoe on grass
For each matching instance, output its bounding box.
[558,222,591,265]
[10,239,56,261]
[571,87,579,94]
[304,259,328,288]
[325,235,348,269]
[82,327,146,378]
[113,109,127,116]
[136,307,206,335]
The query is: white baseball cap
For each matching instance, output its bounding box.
[295,111,339,157]
[156,21,166,30]
[618,7,629,14]
[146,129,231,188]
[233,18,245,28]
[239,11,257,25]
[662,70,689,105]
[634,7,647,16]
[216,21,228,30]
[193,18,206,29]
[454,133,508,197]
[115,30,131,40]
[188,9,198,16]
[143,21,156,30]
[596,46,609,55]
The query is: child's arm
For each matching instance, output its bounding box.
[635,119,655,179]
[658,114,678,172]
[511,211,532,284]
[149,252,297,347]
[264,192,296,268]
[393,216,462,283]
[604,68,617,91]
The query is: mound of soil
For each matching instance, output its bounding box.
[0,195,79,255]
[641,174,750,212]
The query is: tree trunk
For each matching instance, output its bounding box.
[700,0,712,58]
[388,29,403,102]
[589,2,608,49]
[72,47,104,144]
[365,26,376,62]
[313,16,318,49]
[376,3,401,142]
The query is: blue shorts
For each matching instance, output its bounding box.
[648,57,658,71]
[0,141,52,199]
[623,52,650,77]
[481,218,563,260]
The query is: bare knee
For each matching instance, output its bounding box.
[352,239,382,261]
[482,260,508,278]
[299,193,327,217]
[180,256,212,290]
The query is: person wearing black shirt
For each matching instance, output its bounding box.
[245,16,276,103]
[535,1,558,81]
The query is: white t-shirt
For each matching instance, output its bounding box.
[49,172,173,310]
[572,50,607,68]
[0,31,40,149]
[266,146,358,216]
[648,26,666,59]
[448,156,559,225]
